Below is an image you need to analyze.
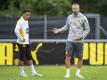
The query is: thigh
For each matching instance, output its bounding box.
[26,44,32,60]
[17,44,26,61]
[65,41,74,57]
[74,43,83,58]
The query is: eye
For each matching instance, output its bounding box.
[25,13,30,16]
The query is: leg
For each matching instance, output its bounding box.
[75,43,84,78]
[76,54,83,76]
[65,54,71,69]
[77,54,83,69]
[64,42,73,78]
[26,44,42,77]
[19,60,27,77]
[75,55,84,78]
[19,60,24,66]
[17,44,27,77]
[27,59,33,66]
[27,59,39,76]
[64,54,71,78]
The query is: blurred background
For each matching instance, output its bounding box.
[0,0,107,39]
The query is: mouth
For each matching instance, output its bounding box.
[73,12,77,15]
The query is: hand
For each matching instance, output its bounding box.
[51,28,60,34]
[20,38,25,42]
[22,39,25,42]
[75,37,83,41]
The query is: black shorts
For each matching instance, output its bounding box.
[65,41,83,58]
[17,43,32,61]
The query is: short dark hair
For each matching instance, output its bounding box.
[72,3,79,6]
[22,9,30,14]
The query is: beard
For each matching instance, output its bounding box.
[73,11,79,15]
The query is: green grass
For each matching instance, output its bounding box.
[0,65,107,80]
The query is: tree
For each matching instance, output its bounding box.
[73,0,107,16]
[1,0,107,16]
[19,0,71,16]
[0,0,9,10]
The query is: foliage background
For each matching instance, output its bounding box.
[0,0,107,17]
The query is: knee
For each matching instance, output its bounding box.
[66,55,71,61]
[78,54,83,60]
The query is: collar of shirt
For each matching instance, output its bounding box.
[21,16,28,23]
[71,12,82,17]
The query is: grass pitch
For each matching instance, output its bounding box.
[0,65,107,80]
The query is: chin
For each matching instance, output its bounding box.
[26,18,29,20]
[73,13,78,15]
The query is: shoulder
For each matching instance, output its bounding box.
[67,14,73,18]
[80,13,88,20]
[66,14,73,20]
[17,17,23,24]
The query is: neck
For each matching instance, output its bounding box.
[22,16,27,21]
[73,12,80,16]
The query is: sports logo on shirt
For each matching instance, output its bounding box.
[26,28,29,34]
